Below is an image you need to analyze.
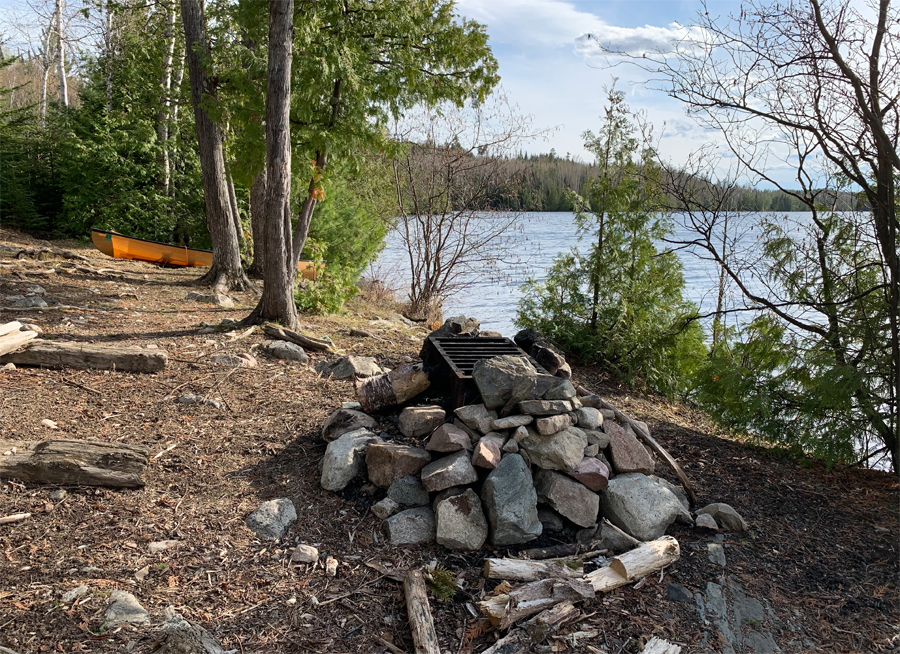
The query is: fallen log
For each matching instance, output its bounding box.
[0,512,32,525]
[356,363,431,413]
[519,539,606,561]
[575,385,698,508]
[0,322,24,338]
[0,439,149,488]
[522,601,579,642]
[484,558,583,582]
[404,570,440,654]
[643,637,682,654]
[585,536,680,593]
[479,578,595,630]
[0,329,38,357]
[263,324,334,352]
[0,340,167,373]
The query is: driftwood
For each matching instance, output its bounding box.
[356,363,431,413]
[522,601,579,642]
[404,570,440,654]
[0,329,38,357]
[576,385,698,508]
[520,539,606,561]
[0,513,32,525]
[0,322,24,338]
[585,536,680,593]
[263,324,334,352]
[643,637,682,654]
[479,578,595,630]
[0,439,149,488]
[478,632,527,654]
[0,340,167,373]
[484,558,583,582]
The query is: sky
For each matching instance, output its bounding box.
[453,0,742,167]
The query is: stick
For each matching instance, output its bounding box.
[262,324,334,352]
[152,443,179,461]
[520,539,604,561]
[404,570,441,654]
[576,385,698,508]
[375,636,409,654]
[602,518,641,548]
[0,513,32,525]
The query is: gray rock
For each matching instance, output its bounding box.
[519,426,587,472]
[600,473,691,541]
[245,498,298,540]
[513,327,543,352]
[502,439,520,453]
[185,291,235,308]
[695,513,718,531]
[398,405,446,438]
[534,469,600,528]
[148,540,179,553]
[316,356,383,379]
[698,503,749,533]
[320,429,383,491]
[490,414,533,430]
[650,475,690,514]
[597,524,636,554]
[472,438,502,469]
[666,583,694,602]
[530,341,565,376]
[383,507,436,546]
[452,418,481,443]
[209,352,257,368]
[435,489,488,550]
[518,399,572,415]
[388,475,430,506]
[584,429,611,450]
[512,425,529,442]
[426,423,472,452]
[12,295,48,308]
[104,590,149,626]
[157,608,226,654]
[538,508,565,532]
[290,544,319,563]
[554,361,572,379]
[2,362,15,371]
[259,340,308,363]
[372,497,402,520]
[605,421,655,474]
[62,585,91,603]
[543,379,576,400]
[573,407,602,429]
[472,355,538,410]
[424,315,480,340]
[708,542,727,566]
[49,489,67,502]
[481,453,542,545]
[431,486,467,512]
[365,443,431,489]
[454,403,498,434]
[420,450,478,492]
[321,408,378,443]
[584,444,599,457]
[535,413,574,436]
[570,396,582,409]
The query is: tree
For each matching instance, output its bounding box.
[517,90,706,396]
[599,0,898,470]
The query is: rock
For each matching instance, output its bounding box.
[435,489,488,550]
[290,544,319,564]
[341,401,362,409]
[554,361,572,379]
[479,330,503,337]
[530,341,565,376]
[570,395,582,409]
[666,583,694,603]
[518,399,572,415]
[366,443,431,489]
[431,486,467,512]
[22,323,42,333]
[41,418,57,429]
[649,475,690,514]
[1,363,15,371]
[519,426,587,472]
[325,556,338,576]
[600,473,690,541]
[697,503,749,533]
[538,508,565,532]
[321,408,379,443]
[472,438,501,469]
[175,394,222,409]
[104,591,150,626]
[513,327,543,352]
[425,315,480,340]
[543,380,576,400]
[426,423,472,453]
[490,414,533,430]
[372,497,402,520]
[498,377,538,417]
[535,413,574,436]
[597,524,636,554]
[454,403,498,434]
[209,352,257,368]
[695,513,718,532]
[388,475,430,506]
[573,407,602,429]
[320,429,383,491]
[604,421,655,474]
[585,429,611,450]
[534,469,600,528]
[398,405,446,438]
[157,608,226,654]
[452,418,480,443]
[420,450,478,492]
[512,425,529,442]
[185,291,235,308]
[584,444,599,457]
[12,296,48,308]
[62,585,91,604]
[568,457,610,491]
[502,439,519,453]
[148,540,179,553]
[472,355,538,410]
[481,453,542,545]
[383,507,436,546]
[600,409,616,420]
[259,340,308,363]
[26,285,46,295]
[245,498,297,540]
[49,489,67,502]
[316,356,383,379]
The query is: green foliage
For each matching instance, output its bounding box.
[424,565,457,602]
[517,88,706,396]
[294,240,360,314]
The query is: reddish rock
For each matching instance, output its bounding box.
[426,424,472,453]
[604,421,655,474]
[398,405,446,438]
[568,457,610,491]
[472,439,501,469]
[365,443,431,489]
[535,413,574,436]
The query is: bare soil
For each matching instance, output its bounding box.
[0,227,897,654]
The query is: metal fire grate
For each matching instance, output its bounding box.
[422,336,549,407]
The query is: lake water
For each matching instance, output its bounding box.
[373,211,779,337]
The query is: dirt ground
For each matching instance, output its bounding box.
[0,228,897,654]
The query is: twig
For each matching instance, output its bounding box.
[375,636,408,654]
[602,519,641,548]
[62,377,102,395]
[0,513,32,525]
[152,443,179,461]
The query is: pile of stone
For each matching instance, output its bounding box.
[319,347,730,551]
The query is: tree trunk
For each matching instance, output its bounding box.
[55,0,68,108]
[39,64,50,128]
[227,170,243,246]
[242,0,298,327]
[180,0,252,292]
[158,2,177,195]
[248,169,267,276]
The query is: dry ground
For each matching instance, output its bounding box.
[0,227,897,654]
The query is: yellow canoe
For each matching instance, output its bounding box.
[91,229,322,279]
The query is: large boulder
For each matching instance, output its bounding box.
[315,356,383,379]
[420,450,479,492]
[435,489,488,550]
[534,469,600,528]
[481,453,542,545]
[398,405,446,438]
[383,507,436,546]
[472,355,538,410]
[245,498,297,540]
[365,443,431,489]
[600,473,691,541]
[604,421,655,474]
[320,429,383,491]
[697,503,749,533]
[519,426,587,472]
[321,408,379,442]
